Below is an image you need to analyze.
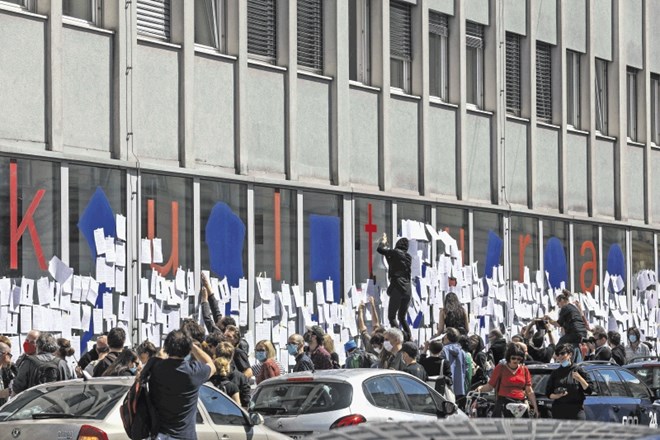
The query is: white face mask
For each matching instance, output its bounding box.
[383,340,394,352]
[374,347,382,354]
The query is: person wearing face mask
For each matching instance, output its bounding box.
[305,326,333,370]
[625,327,650,362]
[380,328,406,370]
[101,348,139,377]
[287,334,314,372]
[546,344,593,420]
[253,340,282,385]
[14,329,40,370]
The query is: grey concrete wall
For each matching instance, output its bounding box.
[625,144,645,221]
[349,88,379,187]
[193,54,235,169]
[296,77,331,182]
[536,0,557,45]
[389,97,419,192]
[565,132,588,214]
[593,0,613,61]
[564,0,586,53]
[62,27,112,153]
[649,1,660,72]
[653,149,660,222]
[0,13,45,147]
[504,0,526,35]
[464,112,492,202]
[427,105,456,197]
[623,0,644,69]
[427,0,454,16]
[246,66,286,175]
[134,43,180,162]
[504,119,527,206]
[593,137,615,218]
[465,0,489,25]
[534,127,559,210]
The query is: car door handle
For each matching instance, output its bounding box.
[387,417,395,422]
[640,407,647,413]
[612,406,620,412]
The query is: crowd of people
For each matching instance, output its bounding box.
[0,267,654,437]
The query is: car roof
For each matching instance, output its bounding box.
[25,376,134,389]
[257,368,411,385]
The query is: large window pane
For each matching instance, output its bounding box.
[510,216,539,283]
[436,206,469,264]
[354,197,391,286]
[397,202,430,230]
[0,158,60,279]
[542,219,569,290]
[200,180,247,287]
[304,192,342,302]
[602,226,626,282]
[573,223,599,293]
[254,187,298,286]
[473,210,503,278]
[69,165,126,276]
[632,230,654,275]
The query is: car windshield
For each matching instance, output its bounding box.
[630,367,660,390]
[250,381,352,415]
[0,383,128,422]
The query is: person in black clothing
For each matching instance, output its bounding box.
[468,335,489,388]
[608,331,626,365]
[592,331,612,361]
[215,342,251,407]
[102,348,139,377]
[401,342,428,381]
[76,334,108,373]
[488,329,507,364]
[93,327,125,377]
[545,293,587,347]
[546,344,594,420]
[287,334,314,372]
[209,356,241,405]
[377,233,412,342]
[438,292,469,335]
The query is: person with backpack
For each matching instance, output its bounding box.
[215,342,251,408]
[209,356,240,405]
[344,339,377,368]
[93,327,126,377]
[13,332,72,394]
[102,348,139,377]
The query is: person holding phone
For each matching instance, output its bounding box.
[546,343,593,420]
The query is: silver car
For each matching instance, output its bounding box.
[250,369,467,438]
[0,377,289,440]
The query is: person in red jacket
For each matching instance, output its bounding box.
[254,340,282,384]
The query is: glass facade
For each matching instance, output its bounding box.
[542,218,569,290]
[510,216,539,283]
[354,197,391,285]
[436,206,469,264]
[573,223,599,293]
[473,210,503,278]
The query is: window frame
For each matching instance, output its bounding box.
[136,0,172,41]
[627,67,639,141]
[247,0,278,64]
[566,50,581,128]
[651,73,660,145]
[595,58,609,135]
[0,0,35,12]
[349,0,371,84]
[505,32,522,116]
[62,0,102,25]
[466,21,485,109]
[536,42,553,123]
[194,0,227,52]
[297,0,324,74]
[389,0,412,94]
[362,375,410,411]
[429,11,449,101]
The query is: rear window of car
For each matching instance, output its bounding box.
[251,381,352,415]
[0,383,128,421]
[529,370,552,395]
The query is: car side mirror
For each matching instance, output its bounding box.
[442,401,457,416]
[249,412,264,426]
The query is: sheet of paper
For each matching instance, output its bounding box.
[239,278,248,302]
[0,278,10,307]
[71,276,82,303]
[20,305,32,333]
[140,277,150,304]
[175,267,186,292]
[86,278,99,305]
[81,304,92,331]
[37,277,51,305]
[70,304,81,330]
[187,270,195,297]
[93,308,104,333]
[152,238,164,264]
[105,237,116,263]
[118,296,129,321]
[20,278,34,305]
[115,267,125,293]
[239,302,248,326]
[292,285,303,308]
[316,282,325,305]
[141,239,152,264]
[51,282,61,309]
[325,279,334,303]
[116,214,127,241]
[103,293,114,319]
[48,256,74,286]
[94,228,106,255]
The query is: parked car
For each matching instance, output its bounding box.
[625,357,660,397]
[249,368,466,438]
[0,376,289,440]
[464,361,660,428]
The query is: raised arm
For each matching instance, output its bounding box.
[369,296,380,328]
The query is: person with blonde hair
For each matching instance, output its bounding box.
[210,356,240,405]
[254,340,282,384]
[323,334,340,369]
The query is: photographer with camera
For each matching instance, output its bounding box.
[546,344,593,420]
[523,319,556,364]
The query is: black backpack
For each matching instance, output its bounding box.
[119,358,159,440]
[28,356,63,388]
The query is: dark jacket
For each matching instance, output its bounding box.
[593,344,612,362]
[293,352,314,372]
[377,239,412,298]
[489,338,507,365]
[611,345,626,366]
[546,363,593,405]
[12,353,72,394]
[226,365,251,407]
[419,354,452,379]
[557,304,587,340]
[77,345,101,371]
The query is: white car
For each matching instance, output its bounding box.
[250,369,467,438]
[0,376,289,440]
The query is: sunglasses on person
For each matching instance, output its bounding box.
[0,351,12,358]
[510,356,524,362]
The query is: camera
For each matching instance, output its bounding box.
[555,387,567,394]
[534,318,548,332]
